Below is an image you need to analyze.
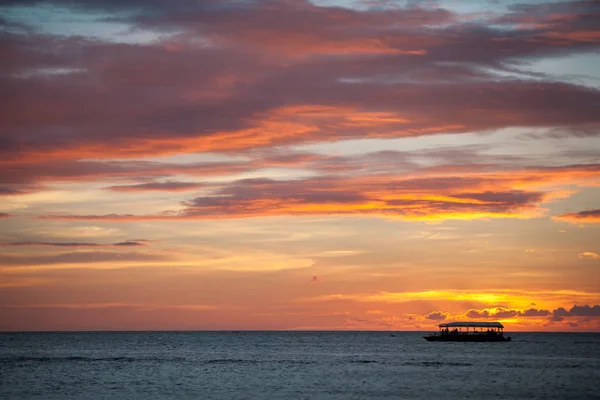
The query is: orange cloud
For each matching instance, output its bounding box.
[578,252,600,260]
[554,209,600,224]
[36,164,599,222]
[300,289,600,316]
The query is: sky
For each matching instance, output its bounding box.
[0,0,599,332]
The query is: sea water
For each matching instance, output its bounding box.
[1,332,599,399]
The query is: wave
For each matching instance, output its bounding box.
[205,359,259,365]
[205,359,318,365]
[3,356,350,365]
[1,356,185,363]
[403,361,473,367]
[490,362,582,369]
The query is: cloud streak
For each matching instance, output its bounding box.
[555,209,600,224]
[1,240,148,247]
[37,163,599,221]
[106,181,206,192]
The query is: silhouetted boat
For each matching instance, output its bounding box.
[423,322,511,342]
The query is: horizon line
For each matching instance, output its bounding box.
[1,329,598,333]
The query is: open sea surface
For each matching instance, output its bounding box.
[1,331,599,399]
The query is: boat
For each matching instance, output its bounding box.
[423,321,511,342]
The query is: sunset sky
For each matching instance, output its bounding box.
[1,0,599,331]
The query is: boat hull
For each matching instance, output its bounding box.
[423,335,511,342]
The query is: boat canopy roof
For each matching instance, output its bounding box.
[439,322,504,328]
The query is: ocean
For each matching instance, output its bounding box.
[1,331,599,399]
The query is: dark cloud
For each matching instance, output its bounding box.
[553,307,572,317]
[467,307,555,319]
[569,305,600,317]
[551,307,571,322]
[426,311,447,320]
[0,187,25,195]
[464,305,600,321]
[455,191,545,206]
[549,305,600,322]
[521,308,551,317]
[0,212,11,219]
[466,309,490,318]
[493,308,520,318]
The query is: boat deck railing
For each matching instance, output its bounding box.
[434,329,504,336]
